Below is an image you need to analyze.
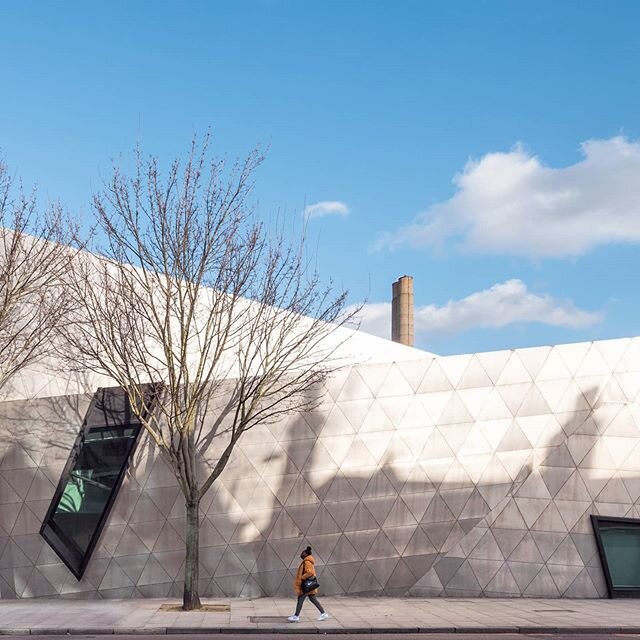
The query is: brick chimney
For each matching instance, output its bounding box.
[392,275,414,347]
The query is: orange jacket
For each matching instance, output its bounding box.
[294,554,318,596]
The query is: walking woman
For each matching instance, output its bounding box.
[288,546,328,622]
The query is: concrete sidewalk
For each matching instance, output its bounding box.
[0,597,639,634]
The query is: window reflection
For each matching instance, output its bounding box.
[592,515,640,597]
[41,387,152,578]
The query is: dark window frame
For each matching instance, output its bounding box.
[591,514,640,598]
[40,386,155,579]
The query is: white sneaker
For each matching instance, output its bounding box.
[288,615,300,622]
[318,612,329,621]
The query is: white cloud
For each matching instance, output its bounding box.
[375,136,640,258]
[347,279,602,339]
[344,302,392,341]
[303,200,349,220]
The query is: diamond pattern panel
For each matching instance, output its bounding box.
[0,338,639,599]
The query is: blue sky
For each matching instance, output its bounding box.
[1,0,639,355]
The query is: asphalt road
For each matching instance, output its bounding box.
[6,635,640,640]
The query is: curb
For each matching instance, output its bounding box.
[1,627,640,635]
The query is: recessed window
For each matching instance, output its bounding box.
[591,515,640,598]
[40,386,154,579]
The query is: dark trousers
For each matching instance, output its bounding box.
[295,594,324,616]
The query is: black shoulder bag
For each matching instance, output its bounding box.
[301,576,320,593]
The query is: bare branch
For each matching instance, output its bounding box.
[0,159,76,393]
[60,137,360,609]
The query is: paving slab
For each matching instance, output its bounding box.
[0,597,639,634]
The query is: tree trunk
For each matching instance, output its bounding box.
[183,497,202,610]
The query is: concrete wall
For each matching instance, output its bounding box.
[0,337,639,598]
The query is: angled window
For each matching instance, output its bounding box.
[592,515,640,598]
[41,385,155,579]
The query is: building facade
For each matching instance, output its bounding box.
[0,337,639,599]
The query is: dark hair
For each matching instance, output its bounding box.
[302,546,312,557]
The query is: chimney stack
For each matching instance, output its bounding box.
[392,275,414,347]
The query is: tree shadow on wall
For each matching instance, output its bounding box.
[0,390,90,599]
[241,380,635,600]
[9,371,631,601]
[237,388,525,598]
[410,382,628,598]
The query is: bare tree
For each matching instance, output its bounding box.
[0,159,74,394]
[62,138,356,610]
